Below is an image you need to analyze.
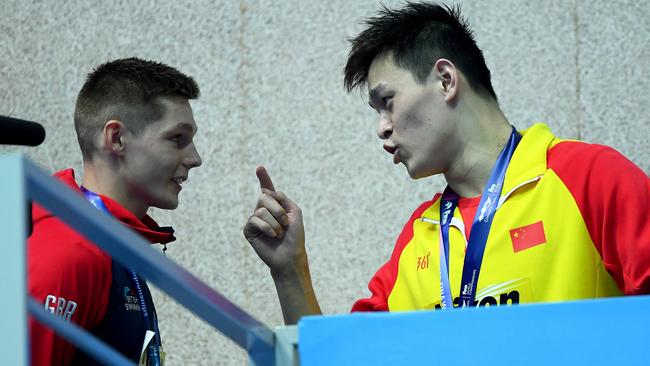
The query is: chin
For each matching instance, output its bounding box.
[405,164,425,180]
[152,197,179,210]
[409,172,429,180]
[164,200,180,210]
[407,165,440,180]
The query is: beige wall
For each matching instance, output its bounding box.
[2,0,648,364]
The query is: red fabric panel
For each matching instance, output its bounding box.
[458,196,480,241]
[548,141,650,294]
[28,212,112,366]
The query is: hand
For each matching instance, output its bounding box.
[243,166,306,276]
[243,166,322,323]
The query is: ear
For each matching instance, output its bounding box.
[102,120,127,156]
[432,59,458,102]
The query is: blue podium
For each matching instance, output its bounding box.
[299,296,650,365]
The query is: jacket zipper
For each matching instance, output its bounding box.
[420,175,543,241]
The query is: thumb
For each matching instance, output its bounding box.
[256,165,276,192]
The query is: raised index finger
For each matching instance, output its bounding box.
[256,165,276,192]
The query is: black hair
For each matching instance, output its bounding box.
[344,2,496,100]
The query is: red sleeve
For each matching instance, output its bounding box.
[548,141,650,294]
[28,211,112,366]
[351,199,435,312]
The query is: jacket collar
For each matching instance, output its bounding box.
[502,123,555,196]
[34,169,176,245]
[421,123,556,222]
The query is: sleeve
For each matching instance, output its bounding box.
[28,215,112,366]
[351,199,435,312]
[548,141,650,294]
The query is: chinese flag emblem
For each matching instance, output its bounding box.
[509,221,546,253]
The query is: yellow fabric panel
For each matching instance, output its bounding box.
[386,200,441,311]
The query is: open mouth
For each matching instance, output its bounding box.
[383,144,400,164]
[383,144,397,155]
[171,177,187,190]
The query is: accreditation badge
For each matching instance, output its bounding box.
[139,330,155,366]
[139,345,165,366]
[160,345,166,366]
[139,352,148,366]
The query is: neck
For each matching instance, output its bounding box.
[443,95,513,198]
[81,159,148,219]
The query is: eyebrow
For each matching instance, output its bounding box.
[368,84,386,101]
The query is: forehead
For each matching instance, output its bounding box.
[367,53,418,95]
[148,96,197,133]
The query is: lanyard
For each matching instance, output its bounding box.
[438,127,521,309]
[81,187,162,365]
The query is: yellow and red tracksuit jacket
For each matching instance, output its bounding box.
[352,123,650,312]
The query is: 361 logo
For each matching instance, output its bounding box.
[417,252,430,270]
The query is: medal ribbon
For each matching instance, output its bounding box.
[438,127,521,309]
[81,187,162,365]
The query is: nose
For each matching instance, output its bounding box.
[376,112,393,140]
[184,143,203,169]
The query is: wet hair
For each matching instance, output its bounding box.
[344,2,497,100]
[74,57,200,160]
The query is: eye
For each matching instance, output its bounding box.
[382,95,393,108]
[169,134,184,145]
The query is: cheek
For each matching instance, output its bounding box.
[393,111,431,142]
[143,144,178,166]
[127,147,178,182]
[395,95,437,132]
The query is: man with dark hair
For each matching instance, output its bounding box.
[29,57,202,365]
[244,2,649,324]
